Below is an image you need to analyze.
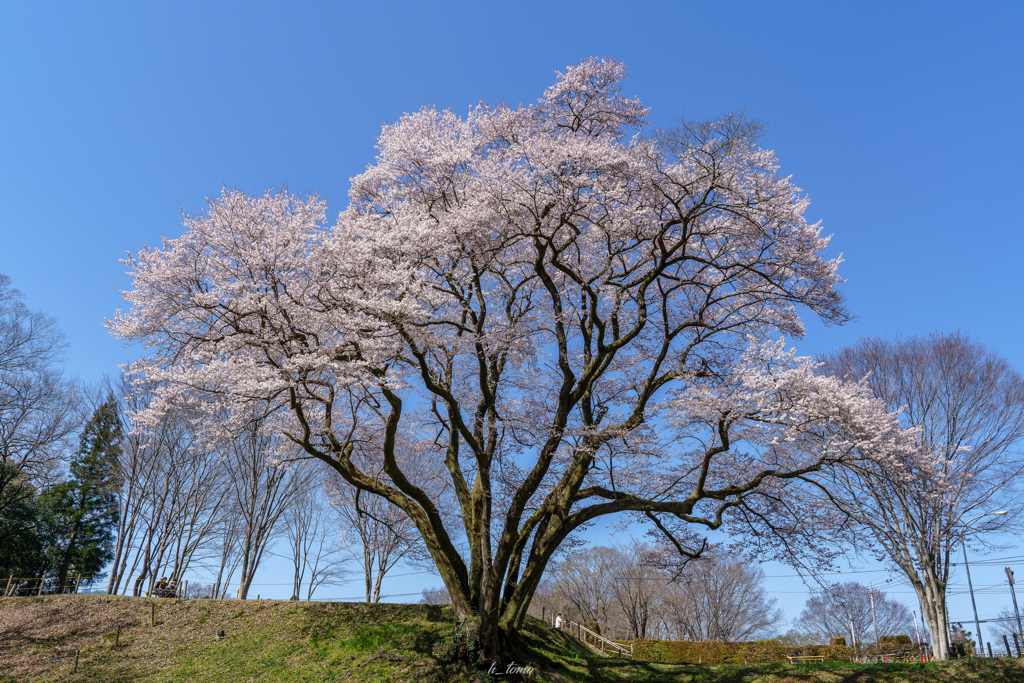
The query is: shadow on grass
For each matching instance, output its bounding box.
[515,616,1024,683]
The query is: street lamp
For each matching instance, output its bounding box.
[961,511,1008,656]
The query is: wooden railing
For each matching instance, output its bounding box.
[3,575,87,596]
[4,575,187,599]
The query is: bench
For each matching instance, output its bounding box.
[146,581,180,598]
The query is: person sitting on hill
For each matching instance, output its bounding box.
[154,577,169,597]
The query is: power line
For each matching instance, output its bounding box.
[305,592,423,601]
[198,569,440,588]
[612,552,1024,583]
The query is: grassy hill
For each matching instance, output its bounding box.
[2,595,1024,682]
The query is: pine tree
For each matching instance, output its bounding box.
[45,394,122,591]
[0,462,55,578]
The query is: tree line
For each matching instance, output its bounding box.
[423,543,918,652]
[0,274,430,600]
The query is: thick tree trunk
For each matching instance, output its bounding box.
[109,530,134,595]
[291,560,302,601]
[239,573,254,600]
[372,567,385,603]
[56,523,80,593]
[133,545,152,597]
[914,580,950,660]
[364,546,373,603]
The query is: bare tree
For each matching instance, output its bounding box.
[421,586,452,604]
[186,582,215,599]
[328,475,427,603]
[607,542,662,639]
[547,546,620,630]
[108,384,230,597]
[325,434,440,604]
[659,551,782,642]
[279,480,349,600]
[106,375,160,594]
[126,429,227,596]
[0,274,80,488]
[811,332,1024,659]
[792,581,916,649]
[226,414,312,600]
[211,514,243,599]
[531,542,779,641]
[988,606,1023,645]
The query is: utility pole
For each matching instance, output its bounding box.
[869,582,880,654]
[964,539,984,656]
[1007,567,1023,644]
[837,595,857,656]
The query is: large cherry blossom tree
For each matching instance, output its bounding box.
[110,58,925,656]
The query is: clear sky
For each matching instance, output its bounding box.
[2,0,1023,638]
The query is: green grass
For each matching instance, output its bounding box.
[2,595,1024,682]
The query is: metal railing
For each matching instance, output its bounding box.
[561,618,632,657]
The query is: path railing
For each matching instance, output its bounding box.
[562,619,632,658]
[4,575,189,598]
[3,575,87,596]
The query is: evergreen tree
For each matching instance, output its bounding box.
[0,462,56,578]
[45,395,121,591]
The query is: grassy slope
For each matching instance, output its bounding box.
[2,595,1024,682]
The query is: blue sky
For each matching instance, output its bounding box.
[2,0,1023,636]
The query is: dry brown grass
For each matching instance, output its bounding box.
[0,594,317,681]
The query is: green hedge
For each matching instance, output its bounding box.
[797,643,854,660]
[629,639,852,663]
[879,635,913,651]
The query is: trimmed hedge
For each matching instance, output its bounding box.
[879,635,913,651]
[798,643,854,660]
[630,639,852,663]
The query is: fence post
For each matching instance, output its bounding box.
[37,578,44,596]
[1015,633,1023,657]
[4,575,11,597]
[988,642,993,657]
[1004,635,1012,657]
